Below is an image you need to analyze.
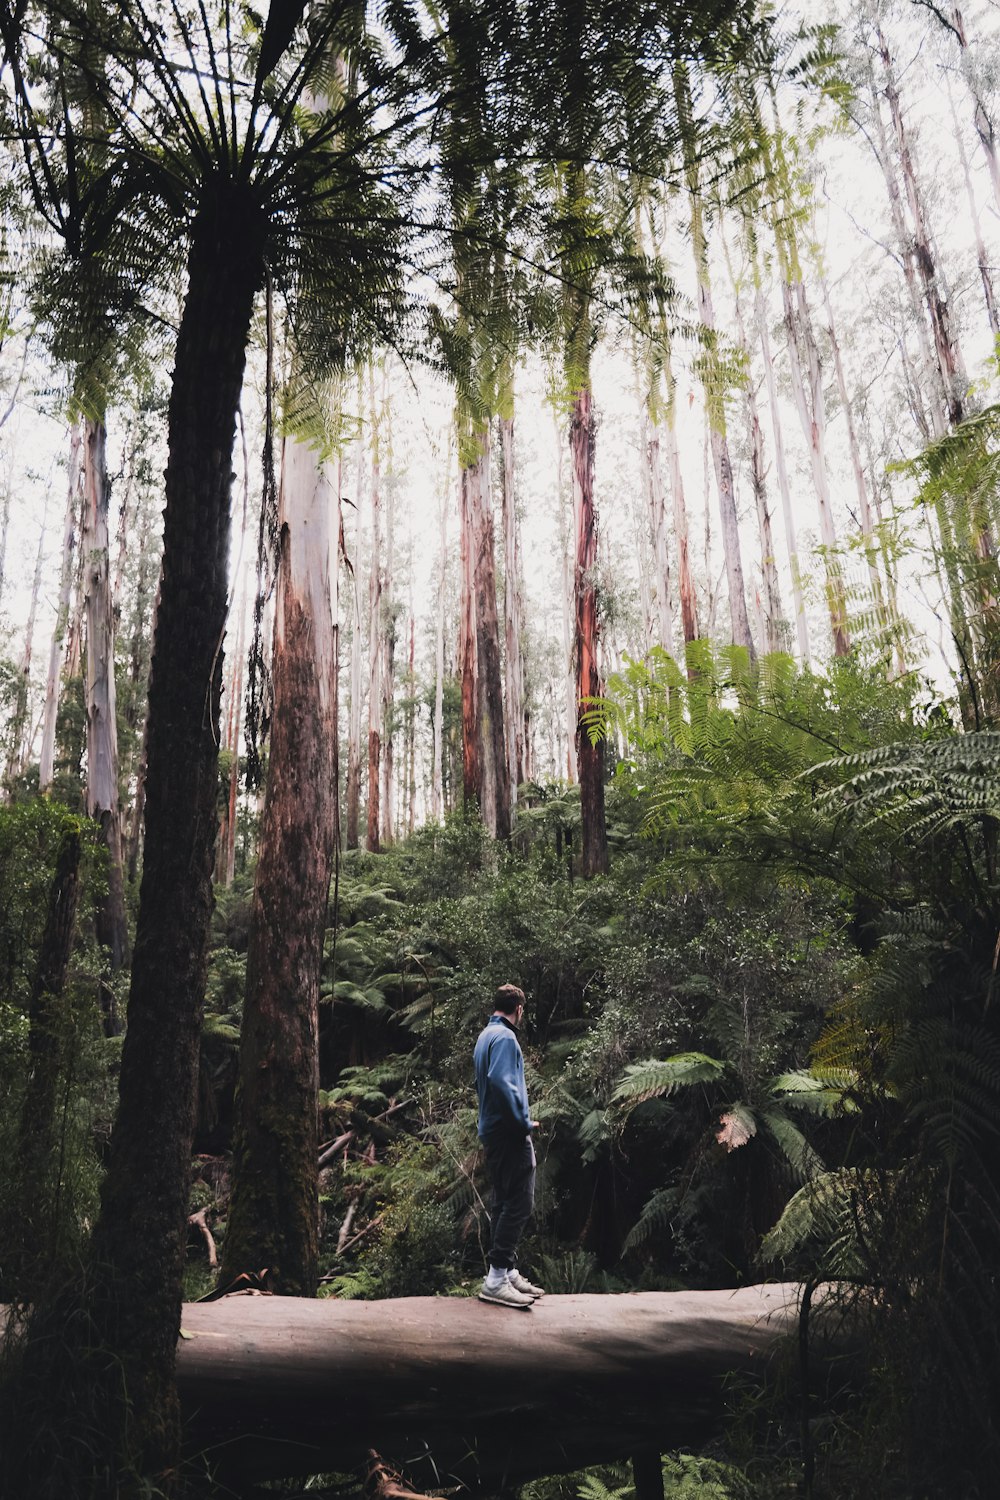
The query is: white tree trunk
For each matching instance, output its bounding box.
[431,467,448,822]
[346,430,365,850]
[500,414,525,801]
[39,422,84,792]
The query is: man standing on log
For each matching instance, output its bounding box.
[474,984,546,1309]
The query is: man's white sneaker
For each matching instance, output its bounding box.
[478,1278,535,1309]
[507,1271,545,1298]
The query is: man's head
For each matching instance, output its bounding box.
[493,983,526,1022]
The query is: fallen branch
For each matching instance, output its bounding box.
[319,1131,356,1169]
[367,1449,439,1500]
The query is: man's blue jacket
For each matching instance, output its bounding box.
[474,1014,532,1142]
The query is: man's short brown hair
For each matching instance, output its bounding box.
[494,984,525,1015]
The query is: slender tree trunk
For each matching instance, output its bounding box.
[84,187,266,1484]
[720,222,783,654]
[877,24,968,431]
[82,415,129,1030]
[569,382,608,876]
[39,422,83,792]
[345,432,364,850]
[645,420,675,655]
[946,72,1000,342]
[471,426,510,840]
[406,606,416,836]
[0,474,10,610]
[432,468,448,821]
[7,494,48,784]
[217,568,248,887]
[865,61,947,440]
[380,459,396,849]
[665,361,699,651]
[500,413,525,796]
[676,67,754,658]
[557,427,578,783]
[458,440,480,811]
[779,272,850,656]
[817,268,889,633]
[127,579,159,886]
[222,434,337,1298]
[946,4,1000,214]
[367,382,383,853]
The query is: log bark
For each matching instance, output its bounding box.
[174,1285,835,1489]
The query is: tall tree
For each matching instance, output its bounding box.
[675,62,756,659]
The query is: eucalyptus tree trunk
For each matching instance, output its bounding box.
[864,55,947,440]
[938,4,1000,213]
[6,494,47,784]
[458,436,480,811]
[720,222,783,654]
[380,464,396,848]
[817,268,889,636]
[127,579,158,888]
[780,274,851,657]
[406,606,416,835]
[85,185,267,1484]
[216,568,248,887]
[676,67,754,659]
[472,427,510,840]
[664,355,699,652]
[345,432,364,849]
[82,415,129,1030]
[644,412,675,656]
[946,73,1000,342]
[557,426,578,784]
[500,410,526,797]
[221,434,337,1298]
[367,391,383,853]
[565,273,609,876]
[0,475,10,610]
[39,422,83,792]
[877,24,969,432]
[431,475,448,822]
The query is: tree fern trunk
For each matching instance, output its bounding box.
[86,184,265,1485]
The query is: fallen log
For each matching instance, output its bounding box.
[178,1284,850,1489]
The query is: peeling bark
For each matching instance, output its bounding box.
[570,384,608,876]
[222,433,337,1298]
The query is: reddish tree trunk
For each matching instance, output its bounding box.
[222,436,337,1297]
[570,386,608,877]
[458,451,480,810]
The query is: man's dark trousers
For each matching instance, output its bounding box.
[484,1132,536,1269]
